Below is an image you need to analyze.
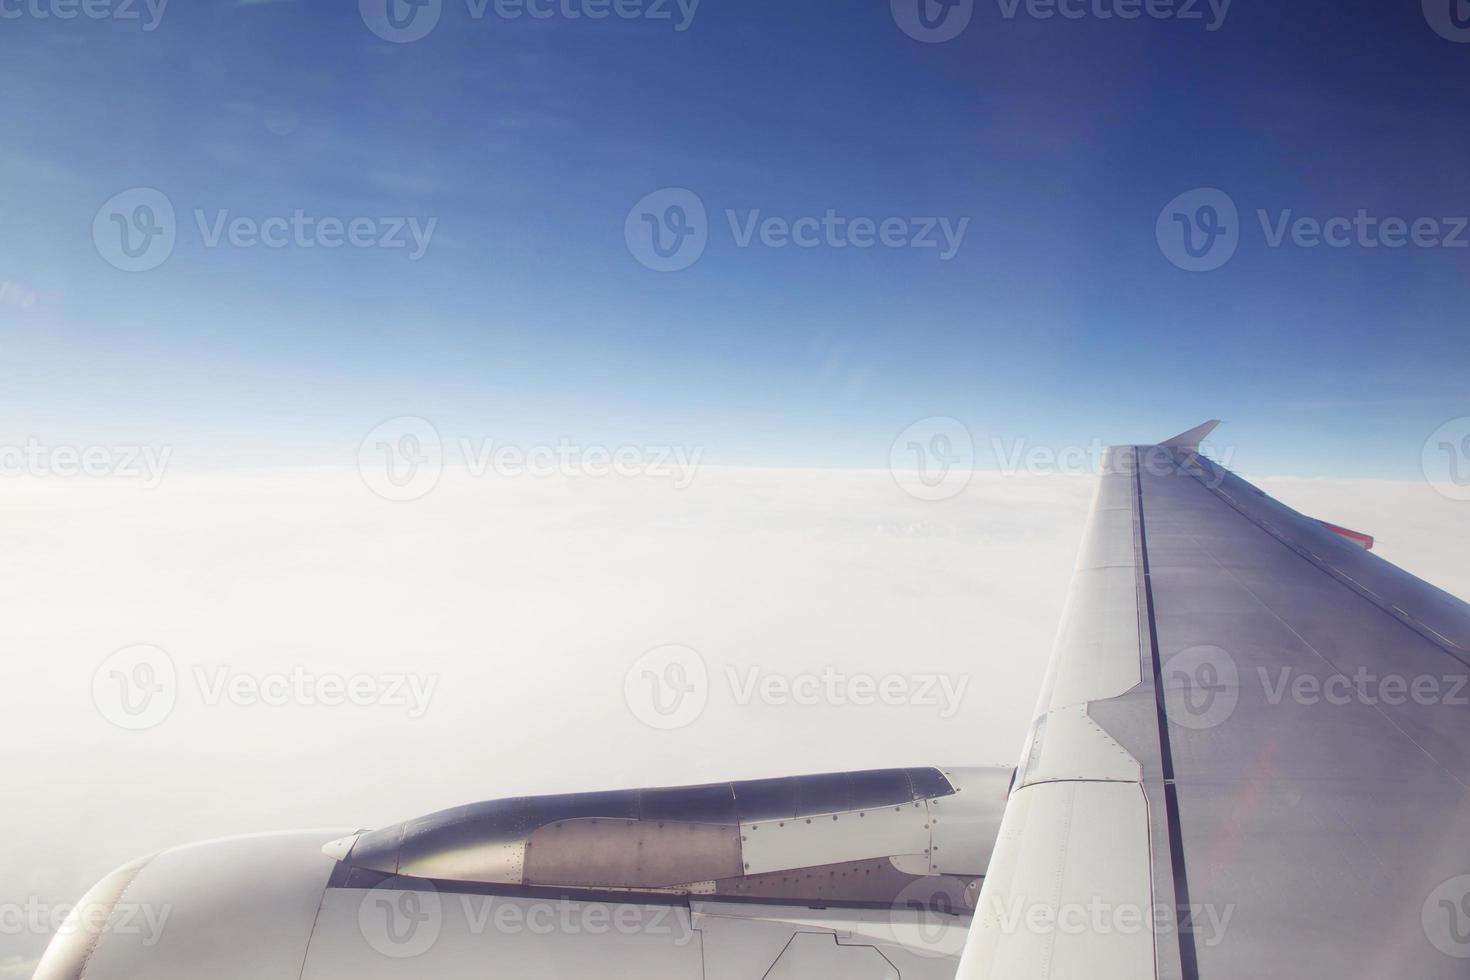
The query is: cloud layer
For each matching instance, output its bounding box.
[1,465,1464,967]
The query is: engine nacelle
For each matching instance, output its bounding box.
[33,766,1013,980]
[336,766,1011,907]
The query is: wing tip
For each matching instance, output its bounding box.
[1161,419,1222,451]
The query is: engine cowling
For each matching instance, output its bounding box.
[335,766,1011,907]
[33,766,1013,980]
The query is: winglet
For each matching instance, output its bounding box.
[1161,419,1221,452]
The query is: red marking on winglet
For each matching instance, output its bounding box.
[1319,520,1374,551]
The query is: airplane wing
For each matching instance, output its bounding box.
[959,424,1470,979]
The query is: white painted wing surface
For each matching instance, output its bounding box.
[959,435,1470,980]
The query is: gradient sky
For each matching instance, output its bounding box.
[1,0,1468,477]
[3,8,1470,973]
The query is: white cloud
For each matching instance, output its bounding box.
[0,466,1086,959]
[0,466,1464,967]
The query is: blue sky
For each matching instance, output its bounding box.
[1,0,1467,477]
